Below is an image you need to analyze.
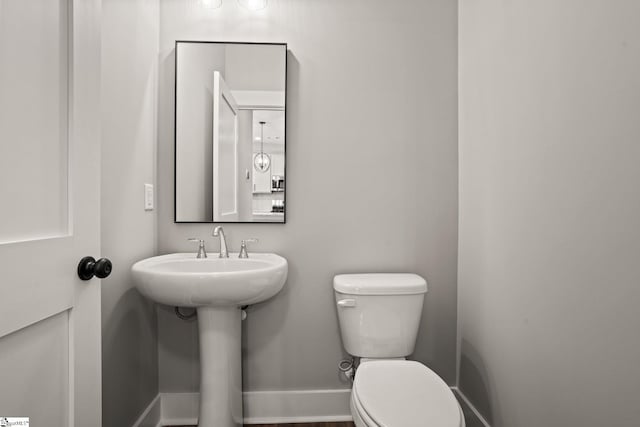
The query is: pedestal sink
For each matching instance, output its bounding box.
[131,253,288,427]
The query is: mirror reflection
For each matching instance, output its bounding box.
[174,41,286,223]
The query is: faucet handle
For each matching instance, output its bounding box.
[239,238,258,258]
[187,238,207,259]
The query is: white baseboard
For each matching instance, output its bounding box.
[131,394,161,427]
[131,386,492,427]
[159,392,199,426]
[451,386,492,427]
[132,389,352,427]
[243,389,352,424]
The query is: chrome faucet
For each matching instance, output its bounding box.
[212,226,229,258]
[187,238,207,259]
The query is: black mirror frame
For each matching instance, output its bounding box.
[173,40,288,224]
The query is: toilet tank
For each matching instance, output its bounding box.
[333,273,427,358]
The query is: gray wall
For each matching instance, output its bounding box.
[101,0,160,425]
[157,0,458,392]
[458,1,640,426]
[175,43,226,222]
[225,43,286,92]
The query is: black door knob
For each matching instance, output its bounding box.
[77,256,113,280]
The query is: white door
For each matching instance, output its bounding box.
[212,71,240,222]
[0,0,102,425]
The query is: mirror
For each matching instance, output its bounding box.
[174,41,287,223]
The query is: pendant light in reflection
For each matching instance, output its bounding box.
[254,121,271,172]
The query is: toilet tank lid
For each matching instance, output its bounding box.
[333,273,427,295]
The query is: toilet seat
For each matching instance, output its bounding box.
[352,360,463,427]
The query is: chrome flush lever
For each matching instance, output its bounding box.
[238,238,258,258]
[187,238,207,259]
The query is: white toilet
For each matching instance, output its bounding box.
[334,273,465,427]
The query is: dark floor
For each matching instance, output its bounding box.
[249,424,355,427]
[168,424,354,427]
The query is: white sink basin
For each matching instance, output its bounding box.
[131,251,288,427]
[131,252,288,307]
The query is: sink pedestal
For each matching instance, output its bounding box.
[131,252,288,427]
[197,306,243,427]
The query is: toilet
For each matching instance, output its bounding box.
[334,273,464,427]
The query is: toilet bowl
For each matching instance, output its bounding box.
[334,274,464,427]
[350,360,464,427]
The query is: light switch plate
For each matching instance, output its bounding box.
[144,184,154,210]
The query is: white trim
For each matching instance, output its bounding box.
[131,394,161,427]
[158,417,196,427]
[133,389,353,427]
[159,392,199,425]
[451,387,492,427]
[249,415,354,424]
[243,389,352,424]
[134,388,494,427]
